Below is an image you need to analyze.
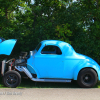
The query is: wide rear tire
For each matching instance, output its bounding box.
[77,68,97,88]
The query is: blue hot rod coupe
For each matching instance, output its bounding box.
[0,38,100,88]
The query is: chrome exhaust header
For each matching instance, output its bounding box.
[1,60,6,76]
[15,66,71,83]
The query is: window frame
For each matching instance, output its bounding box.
[35,43,42,51]
[41,45,62,55]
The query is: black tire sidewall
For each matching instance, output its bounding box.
[3,70,21,88]
[77,68,97,88]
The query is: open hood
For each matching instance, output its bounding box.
[0,39,17,55]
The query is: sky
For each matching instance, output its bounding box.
[31,0,34,4]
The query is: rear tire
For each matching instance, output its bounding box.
[3,70,21,88]
[77,68,97,88]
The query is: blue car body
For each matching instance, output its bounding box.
[27,40,100,80]
[1,39,100,88]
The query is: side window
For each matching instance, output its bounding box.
[41,45,62,55]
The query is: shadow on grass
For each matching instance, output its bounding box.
[0,76,100,88]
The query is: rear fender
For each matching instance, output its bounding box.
[73,61,100,80]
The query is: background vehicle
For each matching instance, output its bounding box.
[1,39,100,88]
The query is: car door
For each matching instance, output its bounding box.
[34,45,64,79]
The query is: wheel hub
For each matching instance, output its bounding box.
[85,76,89,80]
[6,74,17,85]
[83,74,92,83]
[10,79,14,82]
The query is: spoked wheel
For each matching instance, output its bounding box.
[77,68,97,88]
[3,71,21,88]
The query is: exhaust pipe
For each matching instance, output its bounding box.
[18,66,71,83]
[1,60,6,76]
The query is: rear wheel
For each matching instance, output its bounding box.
[77,68,97,88]
[3,70,21,88]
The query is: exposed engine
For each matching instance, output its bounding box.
[3,52,29,77]
[14,52,28,66]
[5,52,28,70]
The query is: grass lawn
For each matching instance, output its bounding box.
[0,76,100,88]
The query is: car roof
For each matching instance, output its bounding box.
[41,40,67,46]
[40,40,75,56]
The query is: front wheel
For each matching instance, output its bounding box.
[77,68,97,88]
[3,70,21,88]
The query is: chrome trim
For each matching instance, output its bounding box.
[6,58,15,63]
[16,66,71,83]
[1,60,6,76]
[31,78,71,83]
[15,66,33,79]
[30,51,33,56]
[8,66,11,71]
[15,66,24,72]
[21,67,33,79]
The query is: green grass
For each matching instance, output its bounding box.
[0,76,100,88]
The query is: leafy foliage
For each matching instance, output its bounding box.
[0,0,100,64]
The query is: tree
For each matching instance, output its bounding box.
[0,0,100,64]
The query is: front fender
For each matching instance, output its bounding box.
[73,60,100,80]
[0,39,17,55]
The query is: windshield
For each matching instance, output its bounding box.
[35,43,41,51]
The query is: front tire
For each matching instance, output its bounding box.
[77,68,97,88]
[3,70,21,88]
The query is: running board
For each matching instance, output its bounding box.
[31,78,71,83]
[15,66,72,83]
